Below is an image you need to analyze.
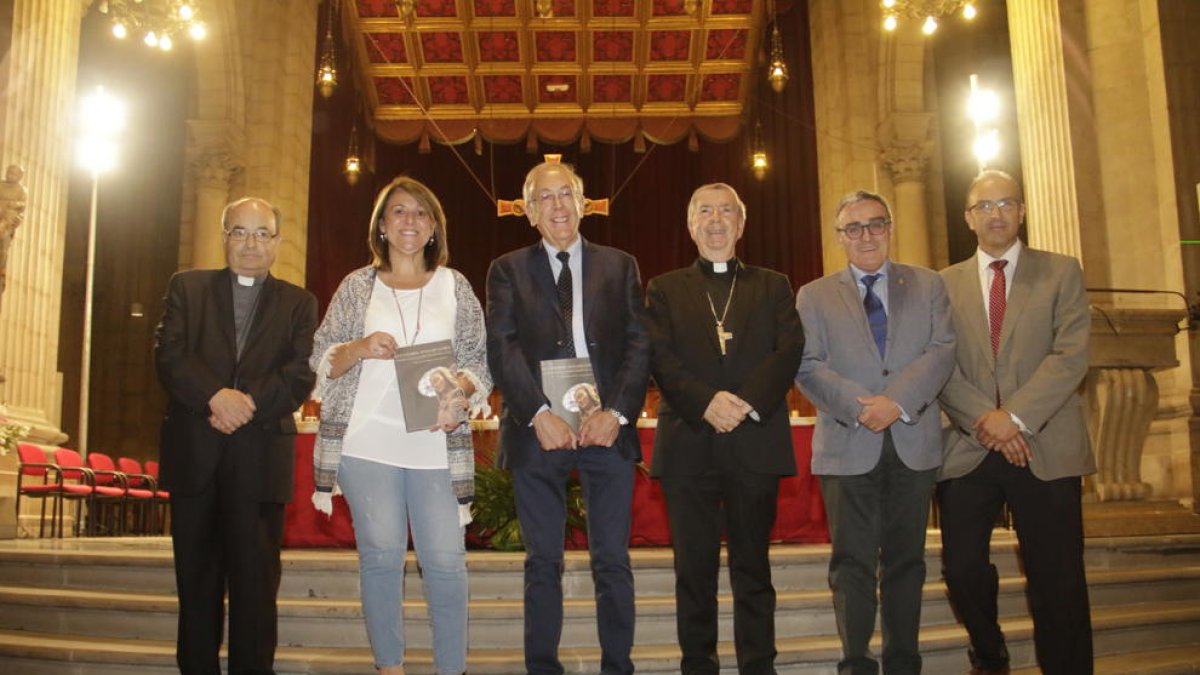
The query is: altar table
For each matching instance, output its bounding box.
[284,421,828,548]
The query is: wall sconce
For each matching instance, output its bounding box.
[344,123,362,185]
[751,122,768,180]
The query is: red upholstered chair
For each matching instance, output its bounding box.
[117,457,164,534]
[86,452,150,536]
[55,449,124,536]
[143,460,170,533]
[15,443,63,537]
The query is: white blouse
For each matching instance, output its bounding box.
[341,267,456,469]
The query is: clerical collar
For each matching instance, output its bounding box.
[697,257,741,276]
[231,271,265,287]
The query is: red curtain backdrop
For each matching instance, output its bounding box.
[305,6,822,308]
[285,427,829,548]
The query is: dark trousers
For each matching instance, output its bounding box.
[659,466,781,675]
[513,446,636,675]
[936,451,1093,675]
[819,432,936,675]
[170,476,285,675]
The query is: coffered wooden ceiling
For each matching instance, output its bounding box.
[343,0,771,145]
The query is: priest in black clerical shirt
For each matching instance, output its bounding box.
[644,182,805,675]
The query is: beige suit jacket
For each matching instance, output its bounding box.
[938,246,1095,481]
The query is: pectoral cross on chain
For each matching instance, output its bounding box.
[716,321,733,356]
[705,269,739,357]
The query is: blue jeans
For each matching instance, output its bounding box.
[338,456,467,674]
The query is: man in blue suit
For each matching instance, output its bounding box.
[795,191,956,675]
[486,161,651,675]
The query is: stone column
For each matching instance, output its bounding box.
[0,0,85,443]
[188,150,238,270]
[1006,0,1083,259]
[879,141,931,268]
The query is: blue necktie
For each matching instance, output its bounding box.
[862,273,887,359]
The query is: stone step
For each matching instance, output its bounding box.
[1014,645,1200,675]
[3,532,1198,601]
[1,600,1197,675]
[2,564,1197,650]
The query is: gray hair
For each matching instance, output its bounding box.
[522,162,586,222]
[832,190,891,224]
[221,197,282,234]
[686,182,747,224]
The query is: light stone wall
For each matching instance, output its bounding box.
[183,0,317,287]
[1077,0,1192,499]
[809,0,887,274]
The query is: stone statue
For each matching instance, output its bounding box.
[0,164,27,318]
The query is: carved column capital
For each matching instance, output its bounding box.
[188,151,241,191]
[879,142,929,184]
[185,118,246,191]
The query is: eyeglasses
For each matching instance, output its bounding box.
[224,227,277,243]
[537,188,575,205]
[837,217,891,240]
[967,198,1022,215]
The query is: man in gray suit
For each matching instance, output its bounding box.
[795,191,956,675]
[938,170,1094,675]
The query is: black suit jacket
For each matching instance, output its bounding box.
[154,268,317,502]
[485,239,651,469]
[646,262,805,477]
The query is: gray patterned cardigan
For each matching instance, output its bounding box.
[309,265,492,525]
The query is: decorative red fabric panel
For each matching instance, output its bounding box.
[419,0,458,17]
[477,31,520,61]
[592,31,633,61]
[705,28,746,60]
[421,32,464,63]
[592,0,635,16]
[483,75,524,103]
[710,0,752,13]
[429,76,470,105]
[699,73,740,101]
[592,74,632,102]
[651,0,688,16]
[535,31,577,61]
[551,0,577,16]
[365,33,407,64]
[649,30,691,61]
[374,77,417,104]
[645,74,686,102]
[474,0,516,16]
[356,0,397,18]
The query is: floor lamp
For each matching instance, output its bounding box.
[75,86,125,456]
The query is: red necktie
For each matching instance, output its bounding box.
[989,260,1008,357]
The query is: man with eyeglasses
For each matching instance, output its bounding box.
[794,190,955,675]
[486,161,650,675]
[937,170,1094,675]
[155,197,317,675]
